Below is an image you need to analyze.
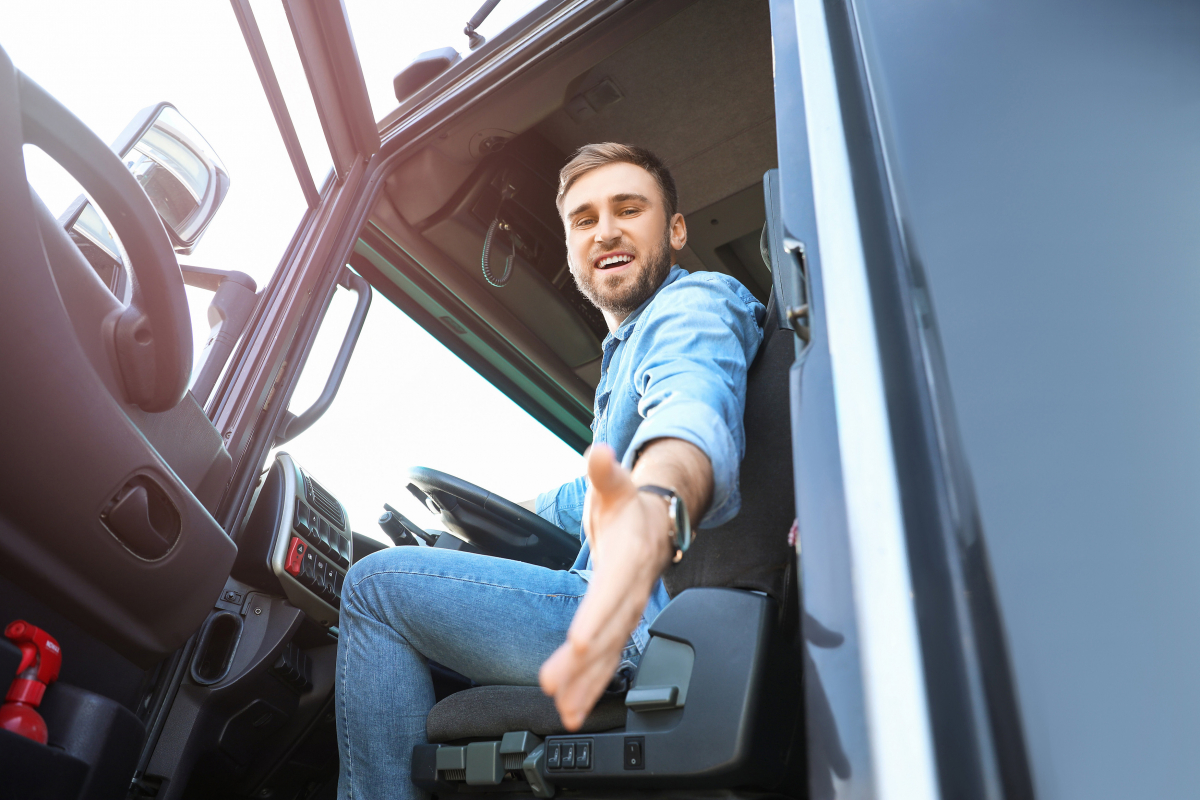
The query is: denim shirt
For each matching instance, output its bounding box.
[535,266,765,652]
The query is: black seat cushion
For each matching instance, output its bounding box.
[426,686,626,742]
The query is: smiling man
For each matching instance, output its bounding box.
[335,143,764,799]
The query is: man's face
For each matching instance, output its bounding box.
[561,162,687,325]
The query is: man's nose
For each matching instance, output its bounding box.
[593,211,621,246]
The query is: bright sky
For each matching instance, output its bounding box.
[6,0,584,542]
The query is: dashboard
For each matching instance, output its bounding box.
[236,453,353,628]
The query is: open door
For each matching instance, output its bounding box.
[768,1,1033,798]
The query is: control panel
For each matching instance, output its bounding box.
[545,738,594,772]
[269,454,352,627]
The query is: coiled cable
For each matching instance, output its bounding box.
[481,217,513,287]
[482,183,518,288]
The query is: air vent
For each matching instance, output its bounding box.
[304,473,345,530]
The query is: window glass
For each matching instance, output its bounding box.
[281,283,585,544]
[9,1,326,383]
[344,0,553,122]
[8,1,318,290]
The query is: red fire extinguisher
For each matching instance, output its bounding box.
[0,620,61,744]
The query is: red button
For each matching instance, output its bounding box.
[285,537,306,576]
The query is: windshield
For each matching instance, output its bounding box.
[345,0,551,122]
[9,1,586,540]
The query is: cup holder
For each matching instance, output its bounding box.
[191,610,243,686]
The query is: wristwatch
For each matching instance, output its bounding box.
[637,485,692,563]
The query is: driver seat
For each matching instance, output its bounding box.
[411,170,805,798]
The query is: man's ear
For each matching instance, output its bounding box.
[669,212,687,252]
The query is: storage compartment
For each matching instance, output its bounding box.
[191,610,244,685]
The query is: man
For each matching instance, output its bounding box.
[336,143,764,799]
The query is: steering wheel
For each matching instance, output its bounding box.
[406,467,582,570]
[20,72,191,413]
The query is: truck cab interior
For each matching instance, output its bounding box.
[1,0,1054,796]
[0,0,827,798]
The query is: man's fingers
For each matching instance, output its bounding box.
[539,645,568,695]
[586,444,630,498]
[548,642,621,731]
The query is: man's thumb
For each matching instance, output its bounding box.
[586,443,625,496]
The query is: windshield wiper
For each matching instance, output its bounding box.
[464,0,503,50]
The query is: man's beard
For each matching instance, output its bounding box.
[571,230,673,318]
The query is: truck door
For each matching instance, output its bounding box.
[768,1,1033,798]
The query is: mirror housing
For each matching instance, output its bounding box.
[62,102,229,259]
[111,103,229,255]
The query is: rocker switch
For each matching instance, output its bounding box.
[561,742,575,769]
[546,743,561,769]
[623,736,645,770]
[285,537,306,576]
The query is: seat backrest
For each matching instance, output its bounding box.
[662,170,797,604]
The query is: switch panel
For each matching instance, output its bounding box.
[545,738,594,772]
[269,455,354,627]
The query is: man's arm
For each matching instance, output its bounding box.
[538,438,712,730]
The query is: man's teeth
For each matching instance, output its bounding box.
[598,255,632,268]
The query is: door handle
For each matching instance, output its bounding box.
[782,237,811,343]
[276,267,371,444]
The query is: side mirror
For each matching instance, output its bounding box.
[62,102,229,261]
[113,103,229,255]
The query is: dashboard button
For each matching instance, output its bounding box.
[334,571,344,598]
[293,501,309,534]
[313,557,327,591]
[562,742,574,769]
[576,740,590,769]
[315,519,332,555]
[284,537,306,576]
[547,743,560,770]
[300,550,317,587]
[324,563,337,593]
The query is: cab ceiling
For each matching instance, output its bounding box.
[376,0,775,230]
[534,0,776,219]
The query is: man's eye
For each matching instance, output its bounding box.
[619,207,639,216]
[574,218,595,228]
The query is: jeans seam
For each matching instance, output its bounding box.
[352,568,588,600]
[339,614,354,800]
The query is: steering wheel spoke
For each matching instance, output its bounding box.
[406,467,581,570]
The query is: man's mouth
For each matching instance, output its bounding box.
[593,252,635,270]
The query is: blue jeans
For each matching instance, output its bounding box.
[335,545,633,800]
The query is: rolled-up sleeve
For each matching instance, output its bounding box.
[535,475,587,540]
[621,274,763,528]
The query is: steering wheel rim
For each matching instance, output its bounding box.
[407,467,582,570]
[19,72,191,413]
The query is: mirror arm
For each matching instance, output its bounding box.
[185,265,259,407]
[275,267,372,445]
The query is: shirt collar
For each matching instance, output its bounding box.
[603,265,689,346]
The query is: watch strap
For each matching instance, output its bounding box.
[637,485,676,501]
[637,485,686,562]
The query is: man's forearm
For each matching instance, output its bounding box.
[630,437,713,540]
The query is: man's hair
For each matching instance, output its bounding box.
[556,143,679,219]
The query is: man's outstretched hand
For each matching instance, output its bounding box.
[539,439,711,730]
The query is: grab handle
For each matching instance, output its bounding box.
[276,267,371,444]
